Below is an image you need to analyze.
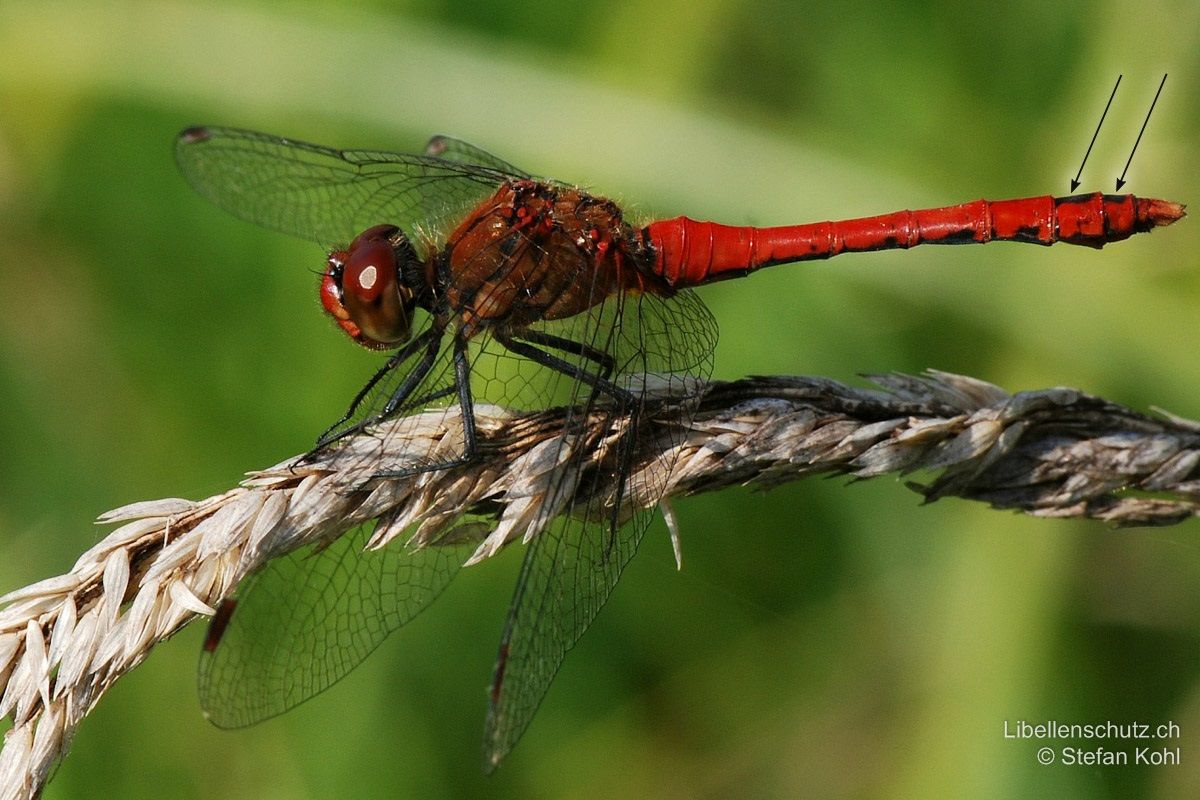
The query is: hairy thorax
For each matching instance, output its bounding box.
[440,180,670,336]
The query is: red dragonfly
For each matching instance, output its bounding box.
[175,126,1184,770]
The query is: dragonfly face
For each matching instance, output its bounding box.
[320,224,422,350]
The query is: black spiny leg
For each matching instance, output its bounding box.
[304,327,444,458]
[378,327,447,419]
[493,329,632,407]
[373,329,479,479]
[494,328,638,560]
[513,329,618,380]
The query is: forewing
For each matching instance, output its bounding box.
[199,521,472,728]
[424,135,532,178]
[175,126,523,247]
[481,288,718,769]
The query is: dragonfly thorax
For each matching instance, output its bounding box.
[441,180,672,337]
[320,224,424,350]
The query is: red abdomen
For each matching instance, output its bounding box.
[645,193,1185,288]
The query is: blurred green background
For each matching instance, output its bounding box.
[1,1,1198,798]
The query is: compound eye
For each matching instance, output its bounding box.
[343,239,395,304]
[350,224,400,249]
[341,238,411,345]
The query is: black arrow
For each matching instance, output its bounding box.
[1116,74,1167,192]
[1071,75,1121,192]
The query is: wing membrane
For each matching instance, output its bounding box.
[199,522,472,727]
[423,135,532,177]
[482,289,717,768]
[176,126,525,247]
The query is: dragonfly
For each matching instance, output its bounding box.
[175,126,1184,770]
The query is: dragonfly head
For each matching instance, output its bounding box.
[320,225,420,350]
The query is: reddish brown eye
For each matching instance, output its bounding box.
[318,227,417,350]
[344,239,395,304]
[340,238,412,346]
[319,250,389,348]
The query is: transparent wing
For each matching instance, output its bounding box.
[175,126,527,247]
[198,521,474,728]
[481,288,718,769]
[424,135,532,178]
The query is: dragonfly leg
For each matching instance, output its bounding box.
[304,328,446,465]
[498,325,673,563]
[511,329,618,380]
[372,329,480,479]
[304,327,444,459]
[380,328,447,417]
[302,328,444,460]
[494,328,638,560]
[396,384,458,414]
[493,329,633,407]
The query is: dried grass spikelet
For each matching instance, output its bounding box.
[3,371,1200,799]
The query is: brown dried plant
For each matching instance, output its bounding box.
[2,372,1200,799]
